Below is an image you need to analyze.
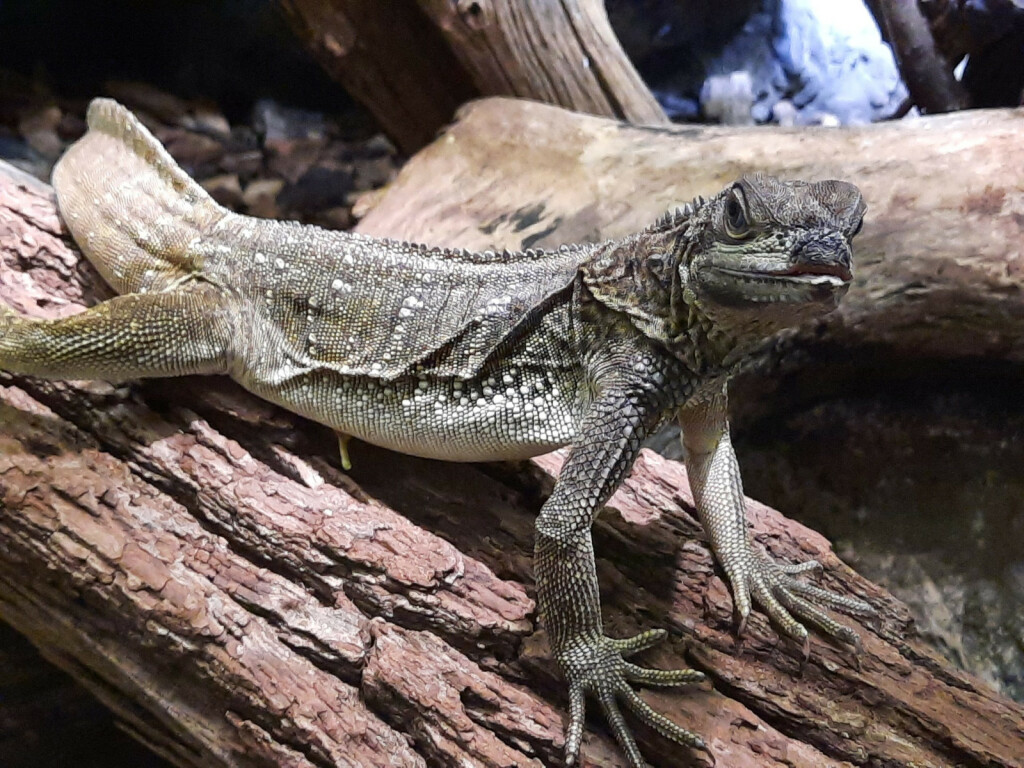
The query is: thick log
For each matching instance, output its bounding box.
[1,149,1023,768]
[278,0,666,154]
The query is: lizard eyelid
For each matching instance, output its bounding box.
[724,188,751,239]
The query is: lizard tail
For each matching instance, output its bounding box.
[51,98,228,295]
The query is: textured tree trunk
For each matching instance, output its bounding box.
[412,0,666,125]
[277,0,667,154]
[1,125,1023,768]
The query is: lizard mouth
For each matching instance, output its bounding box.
[715,260,852,284]
[704,264,851,306]
[781,261,853,282]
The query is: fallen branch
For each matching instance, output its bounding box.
[864,0,970,112]
[278,0,666,154]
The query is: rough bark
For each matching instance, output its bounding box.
[1,148,1023,768]
[277,0,667,154]
[870,0,1024,109]
[864,0,970,112]
[355,98,1024,420]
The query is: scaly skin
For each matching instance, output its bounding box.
[0,99,873,767]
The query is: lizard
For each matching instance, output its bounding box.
[0,98,872,767]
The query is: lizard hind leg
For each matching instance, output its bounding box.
[50,98,228,295]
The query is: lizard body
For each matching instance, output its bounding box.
[1,99,872,767]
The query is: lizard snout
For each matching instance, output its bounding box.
[789,231,853,281]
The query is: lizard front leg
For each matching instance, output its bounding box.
[535,377,707,767]
[678,389,874,652]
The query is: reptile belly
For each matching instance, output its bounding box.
[244,365,583,462]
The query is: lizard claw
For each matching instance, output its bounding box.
[558,630,708,768]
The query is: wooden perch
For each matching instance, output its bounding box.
[278,0,666,154]
[1,124,1024,768]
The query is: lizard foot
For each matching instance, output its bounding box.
[558,629,712,767]
[726,549,876,652]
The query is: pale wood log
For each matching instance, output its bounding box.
[278,0,667,154]
[1,147,1023,768]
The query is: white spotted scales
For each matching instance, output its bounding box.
[0,99,875,767]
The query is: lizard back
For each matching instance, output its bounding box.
[54,99,594,383]
[212,216,590,381]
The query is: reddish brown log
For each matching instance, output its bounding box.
[1,149,1023,768]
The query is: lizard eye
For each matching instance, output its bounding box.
[724,190,750,239]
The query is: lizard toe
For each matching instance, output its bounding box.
[598,689,648,768]
[611,628,668,656]
[747,573,810,643]
[776,588,861,649]
[623,660,705,688]
[777,558,822,575]
[564,682,586,766]
[619,685,711,756]
[737,552,870,650]
[778,572,876,616]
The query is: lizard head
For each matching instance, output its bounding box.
[684,174,865,320]
[580,173,865,358]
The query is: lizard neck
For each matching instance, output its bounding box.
[579,201,743,375]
